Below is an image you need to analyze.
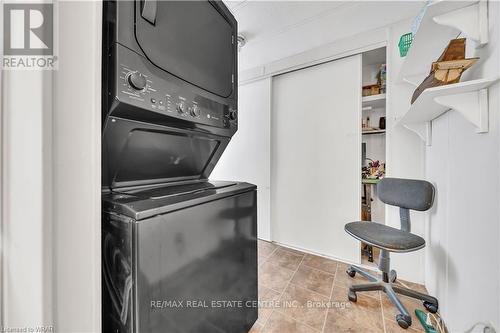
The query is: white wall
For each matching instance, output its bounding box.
[240,27,388,84]
[212,78,272,240]
[234,1,423,71]
[386,19,427,284]
[424,2,500,331]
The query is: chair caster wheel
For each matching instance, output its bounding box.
[396,314,412,329]
[423,300,438,313]
[347,288,357,302]
[390,269,397,283]
[346,267,356,278]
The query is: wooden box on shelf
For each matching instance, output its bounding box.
[362,84,380,97]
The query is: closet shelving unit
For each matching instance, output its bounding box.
[360,48,387,267]
[396,0,495,146]
[362,93,386,110]
[362,129,386,135]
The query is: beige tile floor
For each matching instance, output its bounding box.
[252,240,432,333]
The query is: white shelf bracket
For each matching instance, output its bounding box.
[433,89,489,133]
[404,122,432,146]
[402,76,422,87]
[433,1,489,47]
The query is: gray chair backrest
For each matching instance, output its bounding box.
[378,178,435,211]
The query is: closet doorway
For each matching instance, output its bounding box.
[360,47,387,267]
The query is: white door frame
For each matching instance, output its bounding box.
[52,1,102,331]
[1,1,102,331]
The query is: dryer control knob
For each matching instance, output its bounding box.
[229,109,237,121]
[190,105,200,117]
[127,71,147,90]
[177,102,186,114]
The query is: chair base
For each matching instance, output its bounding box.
[346,265,439,329]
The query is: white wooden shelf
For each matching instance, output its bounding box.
[362,129,386,135]
[362,94,386,110]
[397,0,488,86]
[396,78,499,145]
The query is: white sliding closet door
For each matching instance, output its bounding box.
[271,55,361,263]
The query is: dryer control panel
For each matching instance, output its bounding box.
[111,44,237,131]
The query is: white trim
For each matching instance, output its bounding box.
[239,26,388,84]
[0,2,4,326]
[52,1,102,331]
[1,49,54,331]
[356,53,363,265]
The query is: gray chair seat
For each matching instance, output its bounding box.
[345,222,425,252]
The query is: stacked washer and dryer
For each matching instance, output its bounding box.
[101,1,257,332]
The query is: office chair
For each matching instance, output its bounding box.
[344,178,439,329]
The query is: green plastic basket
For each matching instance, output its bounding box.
[415,309,437,333]
[398,33,413,57]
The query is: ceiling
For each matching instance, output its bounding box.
[225,1,348,41]
[223,1,425,71]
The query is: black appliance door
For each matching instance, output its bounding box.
[113,129,220,183]
[134,189,258,333]
[134,0,235,98]
[102,118,230,189]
